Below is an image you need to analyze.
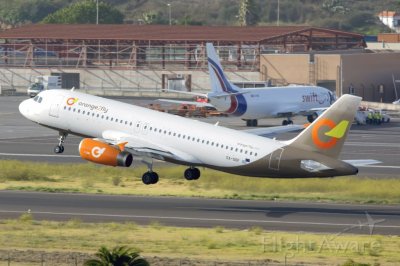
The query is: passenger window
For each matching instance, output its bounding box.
[64,106,66,110]
[120,120,123,124]
[101,115,104,119]
[73,108,76,112]
[68,107,71,111]
[255,153,258,156]
[116,119,119,122]
[211,142,214,146]
[130,122,132,126]
[97,114,99,117]
[110,117,113,121]
[206,141,209,145]
[78,109,81,113]
[83,111,86,115]
[106,116,109,120]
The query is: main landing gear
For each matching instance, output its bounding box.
[141,160,201,185]
[246,119,258,127]
[141,158,159,185]
[54,132,67,154]
[282,118,293,126]
[307,113,318,123]
[184,167,201,181]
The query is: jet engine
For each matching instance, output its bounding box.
[79,138,133,167]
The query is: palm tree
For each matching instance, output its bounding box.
[84,246,149,266]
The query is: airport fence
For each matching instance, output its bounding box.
[0,250,288,266]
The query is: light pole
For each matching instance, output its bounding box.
[167,3,172,26]
[277,0,280,26]
[96,0,99,24]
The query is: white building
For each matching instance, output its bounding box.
[378,11,400,32]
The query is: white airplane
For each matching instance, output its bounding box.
[161,43,336,127]
[19,90,378,185]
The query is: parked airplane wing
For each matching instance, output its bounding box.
[243,124,305,138]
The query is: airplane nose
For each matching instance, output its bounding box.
[19,100,30,118]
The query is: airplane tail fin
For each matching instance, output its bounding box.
[206,43,239,94]
[286,94,361,158]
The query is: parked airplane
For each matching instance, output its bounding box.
[19,90,377,185]
[161,43,335,127]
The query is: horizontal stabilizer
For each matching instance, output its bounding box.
[343,159,381,167]
[243,124,304,138]
[163,89,207,98]
[157,99,214,108]
[211,91,249,98]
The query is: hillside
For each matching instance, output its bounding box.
[0,0,399,34]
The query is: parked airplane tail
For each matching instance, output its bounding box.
[286,94,361,159]
[206,43,240,95]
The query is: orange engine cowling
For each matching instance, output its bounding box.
[79,138,133,167]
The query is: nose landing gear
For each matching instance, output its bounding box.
[54,132,67,154]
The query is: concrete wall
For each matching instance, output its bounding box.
[0,67,259,97]
[341,53,400,102]
[260,54,310,85]
[260,52,400,103]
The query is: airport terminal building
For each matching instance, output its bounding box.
[0,24,397,102]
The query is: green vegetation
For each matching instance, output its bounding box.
[0,0,398,33]
[0,160,399,204]
[84,246,149,266]
[41,0,124,24]
[0,215,398,265]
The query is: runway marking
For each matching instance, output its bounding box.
[0,153,80,158]
[346,142,400,148]
[0,210,399,230]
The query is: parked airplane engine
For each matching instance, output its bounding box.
[79,138,133,167]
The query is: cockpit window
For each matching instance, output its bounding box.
[33,96,39,102]
[38,97,43,103]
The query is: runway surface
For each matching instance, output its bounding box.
[0,96,399,236]
[1,96,399,177]
[0,190,399,235]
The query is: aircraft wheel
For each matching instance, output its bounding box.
[142,172,158,185]
[246,120,252,127]
[191,168,200,180]
[307,113,318,123]
[282,120,288,126]
[54,145,64,154]
[252,119,258,127]
[184,168,200,181]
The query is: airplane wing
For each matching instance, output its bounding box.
[157,99,214,108]
[101,130,202,164]
[243,124,305,138]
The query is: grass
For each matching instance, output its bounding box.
[0,216,399,265]
[1,160,400,204]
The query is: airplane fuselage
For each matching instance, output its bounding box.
[208,85,333,119]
